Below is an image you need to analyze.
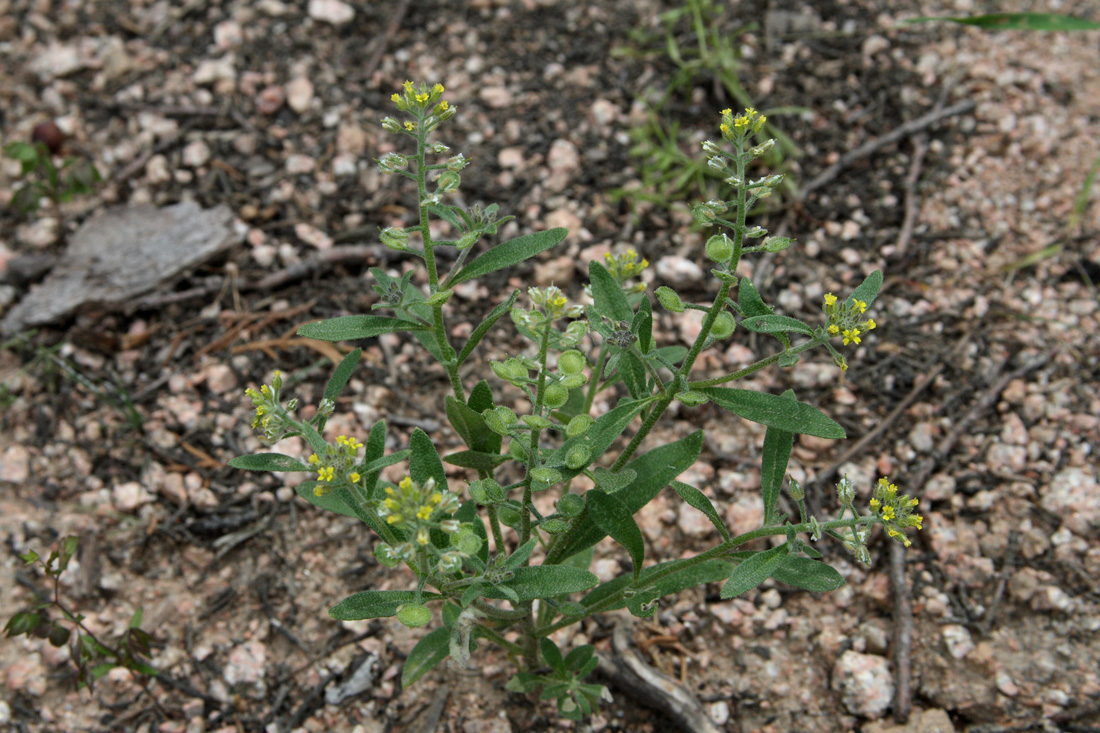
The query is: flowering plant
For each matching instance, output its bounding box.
[230,84,918,719]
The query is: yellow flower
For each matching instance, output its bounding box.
[317,466,334,482]
[349,472,360,483]
[417,505,433,520]
[824,293,837,306]
[308,453,320,465]
[842,328,861,346]
[828,324,840,335]
[400,477,413,490]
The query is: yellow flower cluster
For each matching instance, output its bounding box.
[603,249,649,294]
[244,371,298,443]
[376,476,461,544]
[869,477,923,547]
[823,294,877,349]
[719,107,767,141]
[308,434,365,496]
[528,285,585,321]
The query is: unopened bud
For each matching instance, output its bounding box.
[749,139,775,157]
[380,227,409,251]
[763,236,793,253]
[655,286,685,313]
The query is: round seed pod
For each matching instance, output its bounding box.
[705,233,733,262]
[396,603,432,628]
[711,311,735,339]
[31,121,64,155]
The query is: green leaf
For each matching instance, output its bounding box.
[409,428,447,492]
[448,228,568,287]
[330,590,446,620]
[468,380,496,414]
[633,296,653,354]
[298,315,424,342]
[229,453,311,472]
[128,608,144,629]
[294,420,327,456]
[481,566,599,601]
[548,431,704,564]
[741,315,814,336]
[357,420,389,498]
[772,556,846,593]
[586,490,645,580]
[588,261,634,322]
[458,290,520,366]
[446,395,498,453]
[581,558,734,612]
[4,141,40,164]
[443,449,509,471]
[541,637,566,675]
[760,392,795,525]
[697,388,845,439]
[402,626,451,688]
[847,270,884,311]
[455,500,489,564]
[59,535,79,572]
[670,482,730,541]
[323,348,361,403]
[618,350,647,400]
[904,13,1100,31]
[505,538,539,571]
[738,277,773,318]
[720,543,789,599]
[4,611,41,637]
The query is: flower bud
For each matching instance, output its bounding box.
[789,478,804,501]
[692,204,716,224]
[763,236,793,253]
[439,551,463,573]
[701,139,722,155]
[375,543,401,568]
[710,311,736,339]
[456,231,479,250]
[655,286,685,313]
[837,476,855,505]
[558,350,585,375]
[565,414,593,437]
[380,227,409,251]
[743,226,766,238]
[749,139,775,157]
[705,234,733,262]
[435,170,460,194]
[396,603,432,628]
[381,117,402,133]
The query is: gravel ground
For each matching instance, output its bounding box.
[1,0,1099,731]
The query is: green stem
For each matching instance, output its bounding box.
[477,624,525,657]
[582,344,609,415]
[520,318,554,549]
[687,338,821,388]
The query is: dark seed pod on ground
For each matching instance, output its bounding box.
[31,121,64,154]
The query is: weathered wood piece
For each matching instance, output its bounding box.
[2,200,243,333]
